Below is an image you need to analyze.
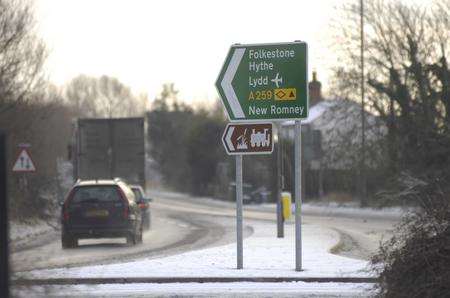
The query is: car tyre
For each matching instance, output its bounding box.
[126,232,137,245]
[62,232,77,249]
[144,217,150,230]
[72,237,78,248]
[61,236,70,249]
[138,225,143,243]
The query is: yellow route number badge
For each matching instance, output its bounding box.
[274,88,296,101]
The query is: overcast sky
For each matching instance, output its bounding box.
[34,0,351,105]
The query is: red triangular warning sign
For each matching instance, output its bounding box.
[12,149,36,172]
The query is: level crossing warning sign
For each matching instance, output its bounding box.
[12,149,36,172]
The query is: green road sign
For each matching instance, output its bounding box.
[216,42,308,121]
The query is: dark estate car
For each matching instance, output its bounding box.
[130,185,152,230]
[61,179,143,248]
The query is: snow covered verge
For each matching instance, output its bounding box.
[148,188,407,221]
[15,219,373,280]
[299,202,407,221]
[13,281,375,297]
[12,203,378,296]
[9,158,70,250]
[9,218,58,251]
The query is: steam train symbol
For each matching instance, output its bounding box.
[250,129,270,147]
[236,129,248,150]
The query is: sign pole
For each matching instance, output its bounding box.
[222,123,273,270]
[276,123,284,238]
[236,155,243,269]
[295,120,302,271]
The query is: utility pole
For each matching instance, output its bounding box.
[0,132,9,298]
[360,0,367,206]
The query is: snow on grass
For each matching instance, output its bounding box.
[56,158,73,195]
[299,202,406,221]
[13,282,375,297]
[252,201,406,221]
[9,219,56,243]
[148,189,406,221]
[9,158,71,245]
[18,220,372,279]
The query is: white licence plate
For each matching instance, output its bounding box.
[85,210,109,217]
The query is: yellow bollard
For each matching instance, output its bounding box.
[281,191,292,220]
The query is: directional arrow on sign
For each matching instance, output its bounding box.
[216,42,308,121]
[224,125,236,151]
[220,48,246,119]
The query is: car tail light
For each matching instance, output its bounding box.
[117,187,129,219]
[63,188,75,221]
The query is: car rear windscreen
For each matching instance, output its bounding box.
[72,186,121,203]
[131,188,143,201]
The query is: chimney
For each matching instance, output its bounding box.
[308,71,322,106]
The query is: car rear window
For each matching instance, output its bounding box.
[131,188,143,201]
[71,186,121,203]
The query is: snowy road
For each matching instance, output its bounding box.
[150,191,398,261]
[10,197,252,273]
[10,210,237,273]
[11,192,401,297]
[11,191,398,273]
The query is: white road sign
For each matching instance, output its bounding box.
[12,149,36,172]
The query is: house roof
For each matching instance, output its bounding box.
[279,98,387,169]
[282,100,336,126]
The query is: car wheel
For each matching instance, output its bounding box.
[138,227,143,243]
[61,235,70,249]
[62,232,77,249]
[126,232,137,245]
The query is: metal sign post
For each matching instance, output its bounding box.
[295,120,302,271]
[276,123,284,238]
[236,155,243,269]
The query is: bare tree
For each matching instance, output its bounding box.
[0,0,46,114]
[97,75,137,118]
[0,1,80,220]
[64,75,145,118]
[151,83,181,111]
[64,75,99,118]
[330,0,450,177]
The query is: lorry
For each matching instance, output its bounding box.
[71,118,146,188]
